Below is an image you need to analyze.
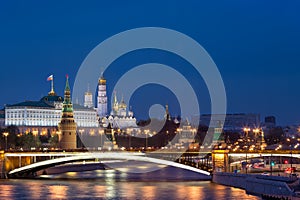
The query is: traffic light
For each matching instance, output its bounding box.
[271,161,275,167]
[284,160,288,164]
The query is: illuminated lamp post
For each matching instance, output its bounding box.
[144,129,150,150]
[243,127,251,138]
[32,130,38,149]
[98,129,104,149]
[287,138,293,173]
[253,128,259,146]
[243,127,250,174]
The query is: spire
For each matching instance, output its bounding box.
[114,91,118,104]
[85,83,92,95]
[65,74,70,92]
[113,91,119,114]
[165,104,171,121]
[121,94,125,104]
[84,82,93,108]
[62,74,73,112]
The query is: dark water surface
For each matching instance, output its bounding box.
[0,170,260,200]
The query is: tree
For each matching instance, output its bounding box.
[0,125,19,150]
[49,134,59,148]
[19,132,41,150]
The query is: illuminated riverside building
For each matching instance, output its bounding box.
[4,76,99,134]
[176,121,197,146]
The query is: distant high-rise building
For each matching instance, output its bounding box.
[212,121,224,145]
[264,116,276,128]
[193,113,260,131]
[97,74,107,118]
[265,116,276,124]
[84,84,93,108]
[58,75,77,149]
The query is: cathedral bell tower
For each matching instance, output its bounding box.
[58,75,77,149]
[97,74,108,118]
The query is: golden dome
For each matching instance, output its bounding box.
[98,76,106,85]
[119,97,127,109]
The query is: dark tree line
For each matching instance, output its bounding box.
[0,125,58,151]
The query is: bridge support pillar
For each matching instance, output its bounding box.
[212,150,229,172]
[0,151,6,179]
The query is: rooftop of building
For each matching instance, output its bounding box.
[40,95,64,103]
[73,103,95,111]
[6,100,54,108]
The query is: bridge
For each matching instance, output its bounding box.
[212,150,300,174]
[2,151,211,179]
[2,150,300,179]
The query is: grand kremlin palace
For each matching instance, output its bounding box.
[4,83,99,135]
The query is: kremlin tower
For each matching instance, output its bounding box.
[84,84,93,108]
[58,75,77,149]
[97,73,108,118]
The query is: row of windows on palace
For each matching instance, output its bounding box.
[5,108,99,127]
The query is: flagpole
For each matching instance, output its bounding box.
[51,77,54,92]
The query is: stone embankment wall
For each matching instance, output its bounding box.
[212,172,295,198]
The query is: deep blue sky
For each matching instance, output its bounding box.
[0,1,299,125]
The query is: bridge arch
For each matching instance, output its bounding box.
[8,152,211,178]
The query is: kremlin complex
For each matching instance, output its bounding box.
[3,74,139,149]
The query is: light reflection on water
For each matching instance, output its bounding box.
[0,170,260,200]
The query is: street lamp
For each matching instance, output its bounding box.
[287,138,293,173]
[253,128,259,138]
[98,129,104,149]
[32,130,38,148]
[3,132,9,151]
[244,145,248,174]
[144,129,150,150]
[243,127,251,138]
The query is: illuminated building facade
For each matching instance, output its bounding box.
[4,76,99,134]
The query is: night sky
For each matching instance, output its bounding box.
[0,1,299,125]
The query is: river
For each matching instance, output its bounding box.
[0,169,260,200]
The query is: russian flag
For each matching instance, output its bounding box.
[47,75,53,81]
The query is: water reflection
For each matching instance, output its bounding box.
[176,185,188,199]
[121,182,136,199]
[141,185,156,199]
[93,185,106,199]
[48,185,68,199]
[187,186,204,200]
[0,170,260,200]
[1,184,14,198]
[28,181,43,199]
